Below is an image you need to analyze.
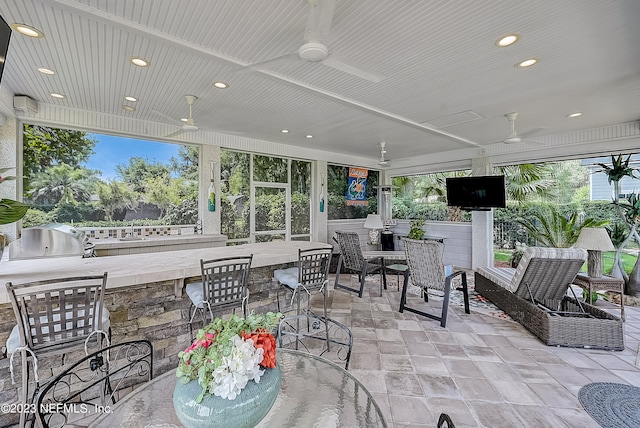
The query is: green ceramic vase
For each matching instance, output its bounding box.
[173,365,281,428]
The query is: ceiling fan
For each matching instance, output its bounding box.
[502,112,544,145]
[158,95,200,138]
[242,0,385,83]
[378,141,390,166]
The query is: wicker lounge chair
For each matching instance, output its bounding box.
[475,247,624,350]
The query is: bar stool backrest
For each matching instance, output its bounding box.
[200,255,252,314]
[6,273,108,353]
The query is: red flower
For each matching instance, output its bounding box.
[243,329,277,368]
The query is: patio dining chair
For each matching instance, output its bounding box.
[278,314,353,369]
[399,238,470,328]
[5,273,111,428]
[275,246,332,318]
[186,255,252,339]
[333,230,387,298]
[35,339,153,428]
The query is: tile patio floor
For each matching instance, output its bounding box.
[314,273,640,428]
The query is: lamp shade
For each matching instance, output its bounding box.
[363,214,383,229]
[574,227,615,251]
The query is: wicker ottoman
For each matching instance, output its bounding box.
[475,272,624,350]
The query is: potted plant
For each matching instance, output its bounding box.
[174,312,283,428]
[407,218,425,240]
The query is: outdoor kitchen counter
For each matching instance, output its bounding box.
[0,241,332,304]
[90,233,227,256]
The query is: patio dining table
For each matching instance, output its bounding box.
[89,348,387,427]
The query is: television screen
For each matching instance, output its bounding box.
[446,175,506,210]
[0,16,11,85]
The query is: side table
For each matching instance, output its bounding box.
[572,273,625,321]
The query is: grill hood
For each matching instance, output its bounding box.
[8,223,87,260]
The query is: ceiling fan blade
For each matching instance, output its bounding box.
[305,0,336,43]
[520,127,546,138]
[151,109,180,124]
[165,129,187,138]
[237,53,297,73]
[322,53,386,83]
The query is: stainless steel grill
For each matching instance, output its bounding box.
[8,223,87,260]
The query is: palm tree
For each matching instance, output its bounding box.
[516,205,609,248]
[28,164,96,205]
[499,164,555,205]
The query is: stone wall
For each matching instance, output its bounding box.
[0,264,289,427]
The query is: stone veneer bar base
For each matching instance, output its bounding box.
[0,264,287,427]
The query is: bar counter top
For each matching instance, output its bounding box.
[0,241,332,304]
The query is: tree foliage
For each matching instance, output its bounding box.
[116,157,171,193]
[23,125,97,189]
[28,163,99,205]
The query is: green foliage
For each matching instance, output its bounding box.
[0,168,29,225]
[606,222,629,248]
[515,205,609,247]
[163,198,199,225]
[499,163,555,204]
[23,124,97,190]
[408,219,425,239]
[176,313,282,403]
[327,165,378,220]
[170,145,199,181]
[28,163,99,205]
[617,192,640,226]
[595,154,636,185]
[52,202,105,223]
[116,157,171,193]
[22,208,56,228]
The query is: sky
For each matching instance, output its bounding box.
[85,133,180,181]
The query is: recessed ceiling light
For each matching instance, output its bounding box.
[496,34,520,47]
[305,135,313,139]
[281,129,289,133]
[50,92,65,99]
[213,81,229,89]
[130,57,151,67]
[181,118,188,122]
[122,105,136,112]
[124,95,138,102]
[37,67,55,75]
[11,23,44,38]
[515,58,538,68]
[567,112,583,118]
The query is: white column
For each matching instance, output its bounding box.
[471,157,493,269]
[0,117,19,241]
[314,160,328,243]
[199,144,221,235]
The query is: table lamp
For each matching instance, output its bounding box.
[574,227,615,278]
[363,214,384,245]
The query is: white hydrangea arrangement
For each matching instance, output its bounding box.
[176,313,281,402]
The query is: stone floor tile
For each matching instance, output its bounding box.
[461,345,502,362]
[441,358,482,379]
[381,354,415,372]
[374,318,399,329]
[454,377,502,402]
[349,369,388,394]
[395,319,423,331]
[434,343,467,359]
[511,404,571,428]
[527,381,580,409]
[384,372,424,396]
[400,329,429,343]
[410,356,450,376]
[350,352,381,370]
[490,380,544,405]
[425,397,477,427]
[474,360,522,382]
[378,340,409,355]
[388,395,434,425]
[405,342,438,357]
[466,401,526,428]
[553,407,601,427]
[510,363,555,383]
[417,374,463,399]
[451,332,489,347]
[376,328,405,342]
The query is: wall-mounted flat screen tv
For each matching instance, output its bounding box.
[446,175,506,211]
[0,16,11,85]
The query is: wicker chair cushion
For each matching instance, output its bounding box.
[512,247,587,290]
[274,267,300,289]
[6,304,111,354]
[476,266,516,291]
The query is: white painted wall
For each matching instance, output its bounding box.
[327,219,472,269]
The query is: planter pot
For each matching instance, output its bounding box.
[173,365,281,428]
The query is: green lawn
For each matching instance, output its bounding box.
[494,250,637,275]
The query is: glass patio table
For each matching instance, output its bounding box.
[90,348,387,427]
